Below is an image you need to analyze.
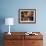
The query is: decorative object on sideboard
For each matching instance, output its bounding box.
[25,32,38,35]
[5,18,14,35]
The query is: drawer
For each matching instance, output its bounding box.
[32,40,43,46]
[24,40,43,46]
[25,35,43,40]
[4,40,16,46]
[4,35,24,40]
[4,40,24,46]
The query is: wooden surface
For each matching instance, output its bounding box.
[4,32,43,46]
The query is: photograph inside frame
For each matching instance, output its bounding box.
[21,11,34,21]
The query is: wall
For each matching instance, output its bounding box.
[0,0,46,32]
[0,0,46,46]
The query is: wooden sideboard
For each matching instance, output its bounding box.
[4,32,43,46]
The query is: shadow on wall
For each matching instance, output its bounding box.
[0,33,4,46]
[0,15,5,32]
[0,16,5,46]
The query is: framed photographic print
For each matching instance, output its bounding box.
[19,9,36,23]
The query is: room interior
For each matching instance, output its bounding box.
[0,0,46,46]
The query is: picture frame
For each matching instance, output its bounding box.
[19,9,36,23]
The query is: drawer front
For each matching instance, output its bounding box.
[4,35,24,40]
[4,40,16,46]
[4,40,24,46]
[24,40,43,46]
[25,35,43,40]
